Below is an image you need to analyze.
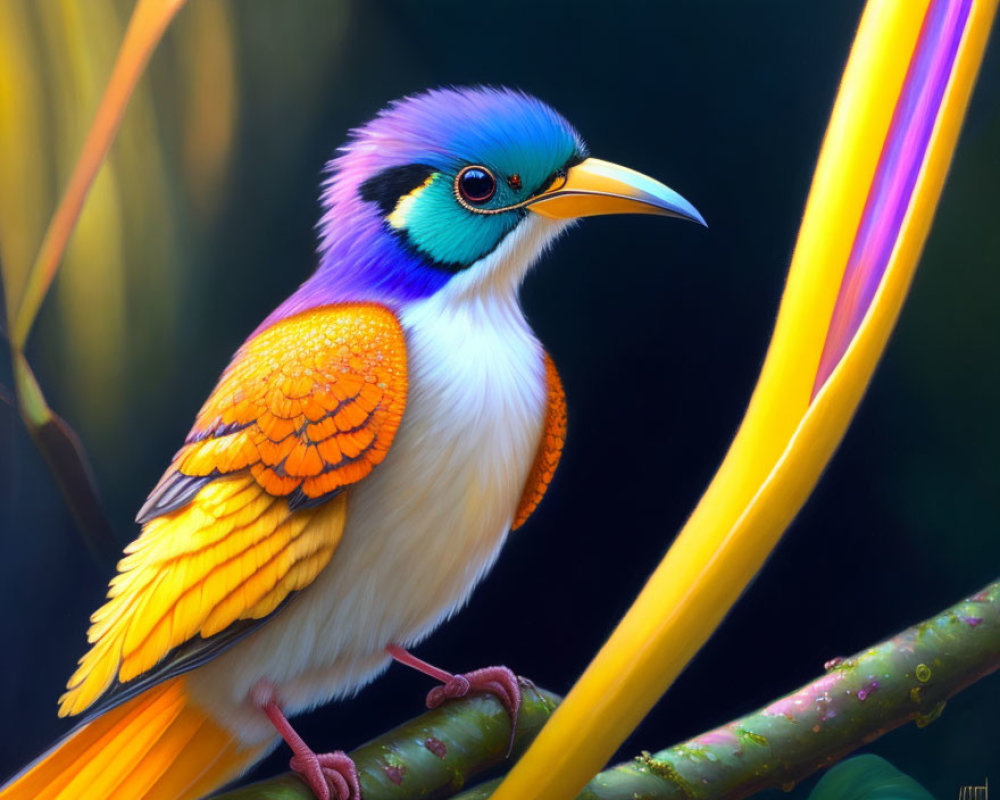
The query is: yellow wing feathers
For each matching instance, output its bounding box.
[60,304,408,718]
[60,476,347,717]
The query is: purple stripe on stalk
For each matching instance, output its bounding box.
[812,0,972,397]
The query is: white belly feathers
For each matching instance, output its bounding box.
[188,289,548,743]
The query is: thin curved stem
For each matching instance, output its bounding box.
[11,0,186,349]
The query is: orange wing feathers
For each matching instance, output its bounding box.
[512,354,566,530]
[60,304,408,718]
[141,303,408,519]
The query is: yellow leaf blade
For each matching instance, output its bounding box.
[491,2,998,798]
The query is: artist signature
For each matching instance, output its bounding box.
[958,779,989,800]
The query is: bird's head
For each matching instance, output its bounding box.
[278,86,704,317]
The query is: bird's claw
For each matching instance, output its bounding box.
[426,666,521,753]
[289,749,360,800]
[425,674,470,706]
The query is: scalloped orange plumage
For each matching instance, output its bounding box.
[168,303,407,504]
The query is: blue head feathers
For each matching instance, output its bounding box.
[268,86,587,321]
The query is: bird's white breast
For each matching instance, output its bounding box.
[189,288,548,743]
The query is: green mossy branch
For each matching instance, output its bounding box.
[218,578,1000,800]
[213,682,561,800]
[461,579,1000,800]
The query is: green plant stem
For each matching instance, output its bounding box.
[2,255,117,567]
[10,351,119,566]
[217,578,1000,800]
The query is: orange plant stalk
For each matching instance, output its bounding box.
[11,0,186,350]
[5,0,188,563]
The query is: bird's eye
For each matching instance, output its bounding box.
[457,166,496,205]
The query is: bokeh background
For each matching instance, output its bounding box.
[1,1,998,796]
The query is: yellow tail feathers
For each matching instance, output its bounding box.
[1,678,262,800]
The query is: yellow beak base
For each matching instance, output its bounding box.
[527,157,706,225]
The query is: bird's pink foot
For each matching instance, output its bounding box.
[425,665,521,720]
[386,645,521,751]
[252,681,361,800]
[288,750,360,800]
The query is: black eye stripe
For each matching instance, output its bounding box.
[359,163,435,215]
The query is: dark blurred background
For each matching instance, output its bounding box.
[1,1,998,796]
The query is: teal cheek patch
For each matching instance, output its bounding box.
[399,175,519,269]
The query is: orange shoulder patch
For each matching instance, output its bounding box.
[140,303,407,520]
[512,354,566,530]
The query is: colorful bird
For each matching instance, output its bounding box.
[2,86,704,800]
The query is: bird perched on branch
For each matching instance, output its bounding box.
[2,86,703,800]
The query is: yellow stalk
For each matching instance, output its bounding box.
[41,0,129,431]
[491,2,998,798]
[0,1,48,321]
[10,0,187,352]
[176,0,238,219]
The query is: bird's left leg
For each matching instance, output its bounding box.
[252,682,361,800]
[386,644,521,746]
